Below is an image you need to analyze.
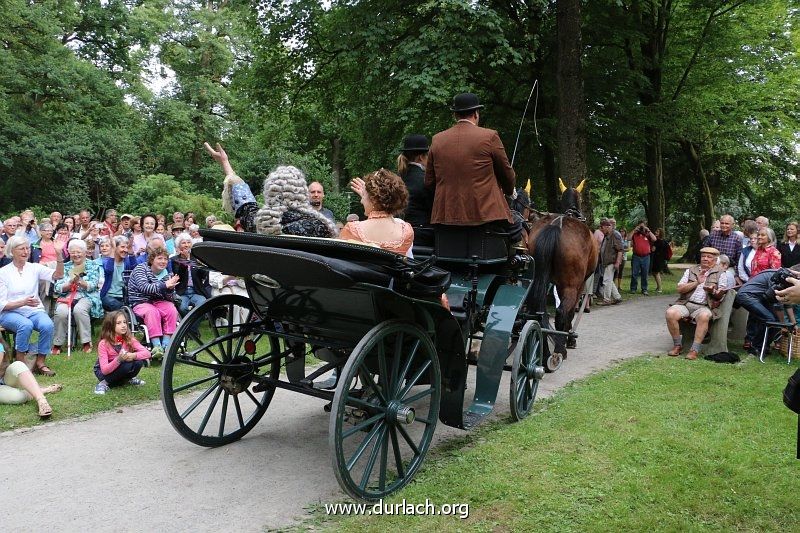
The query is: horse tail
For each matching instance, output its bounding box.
[528,224,561,313]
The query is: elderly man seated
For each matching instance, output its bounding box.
[665,247,729,360]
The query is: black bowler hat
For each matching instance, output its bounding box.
[401,134,429,153]
[450,92,484,112]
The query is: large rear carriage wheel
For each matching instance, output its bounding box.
[509,320,544,421]
[330,320,440,501]
[161,294,279,447]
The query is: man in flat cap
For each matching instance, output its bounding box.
[424,92,521,242]
[665,246,728,360]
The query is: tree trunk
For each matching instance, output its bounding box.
[542,143,559,212]
[644,129,665,230]
[556,0,587,189]
[329,136,344,192]
[681,139,714,229]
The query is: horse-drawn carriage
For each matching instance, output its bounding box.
[160,226,558,500]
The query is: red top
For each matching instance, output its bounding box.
[750,245,781,277]
[631,232,653,257]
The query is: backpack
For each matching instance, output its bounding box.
[782,368,800,458]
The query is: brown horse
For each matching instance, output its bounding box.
[526,179,598,368]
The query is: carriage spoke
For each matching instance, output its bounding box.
[173,373,218,394]
[209,319,228,362]
[341,412,385,439]
[346,420,384,472]
[402,387,434,404]
[358,366,387,406]
[396,339,421,386]
[378,424,389,492]
[398,359,432,399]
[389,426,405,478]
[180,381,220,420]
[218,392,229,437]
[244,388,263,408]
[197,385,223,435]
[346,395,387,413]
[225,305,234,361]
[377,341,389,394]
[516,376,527,404]
[396,424,421,456]
[390,332,404,395]
[359,424,387,490]
[233,394,245,429]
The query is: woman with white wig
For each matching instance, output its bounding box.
[204,142,337,237]
[0,235,65,376]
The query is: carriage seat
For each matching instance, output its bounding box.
[194,231,450,298]
[432,225,511,265]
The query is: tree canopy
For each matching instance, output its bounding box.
[2,0,797,241]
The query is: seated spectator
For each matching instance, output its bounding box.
[1,217,20,242]
[156,213,167,229]
[63,216,80,239]
[83,221,105,260]
[738,229,758,283]
[342,169,413,256]
[49,211,63,228]
[97,236,114,260]
[750,227,781,278]
[0,240,7,268]
[116,214,133,238]
[93,311,150,395]
[188,223,202,243]
[665,247,728,360]
[52,239,104,354]
[778,221,800,268]
[0,235,65,375]
[205,214,217,228]
[36,222,58,313]
[19,210,39,244]
[101,209,118,237]
[736,267,791,356]
[130,215,150,256]
[170,233,211,316]
[126,244,180,359]
[205,141,337,237]
[0,338,62,417]
[165,224,183,255]
[718,255,736,287]
[100,236,137,311]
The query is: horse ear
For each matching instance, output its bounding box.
[558,178,567,194]
[524,178,531,195]
[575,179,587,193]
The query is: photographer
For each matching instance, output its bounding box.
[630,219,656,295]
[735,267,800,356]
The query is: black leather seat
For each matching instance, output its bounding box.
[432,225,511,265]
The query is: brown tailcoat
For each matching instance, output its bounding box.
[424,121,515,225]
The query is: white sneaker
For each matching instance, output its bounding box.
[94,381,109,395]
[128,377,146,386]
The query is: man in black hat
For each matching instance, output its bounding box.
[397,134,434,238]
[424,93,520,240]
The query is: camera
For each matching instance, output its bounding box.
[765,268,798,304]
[636,225,648,235]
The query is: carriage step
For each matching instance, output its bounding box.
[463,411,488,429]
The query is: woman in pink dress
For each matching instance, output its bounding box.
[750,227,782,277]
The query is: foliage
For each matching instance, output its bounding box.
[118,173,222,219]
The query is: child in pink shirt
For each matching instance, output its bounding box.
[93,311,151,395]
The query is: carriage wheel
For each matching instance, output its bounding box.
[330,320,440,501]
[161,294,279,447]
[509,321,545,421]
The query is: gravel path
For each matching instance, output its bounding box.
[0,295,673,531]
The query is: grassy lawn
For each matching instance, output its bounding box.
[316,355,799,531]
[0,349,165,431]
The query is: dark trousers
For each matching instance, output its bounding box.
[736,291,777,349]
[102,294,124,312]
[95,360,144,386]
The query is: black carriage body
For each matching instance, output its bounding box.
[190,230,469,427]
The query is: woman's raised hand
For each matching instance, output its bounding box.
[349,177,366,199]
[203,142,234,176]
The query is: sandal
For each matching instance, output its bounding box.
[33,365,56,377]
[37,397,53,418]
[41,383,63,394]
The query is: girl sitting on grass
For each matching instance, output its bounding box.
[93,311,151,395]
[0,338,61,418]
